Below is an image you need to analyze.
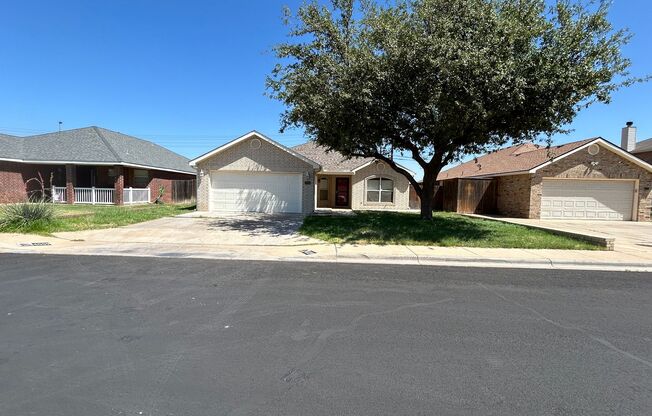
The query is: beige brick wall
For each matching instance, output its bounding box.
[495,174,532,218]
[530,143,652,221]
[195,136,316,213]
[351,162,411,210]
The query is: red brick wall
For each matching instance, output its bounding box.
[0,161,195,205]
[147,169,195,203]
[0,162,64,203]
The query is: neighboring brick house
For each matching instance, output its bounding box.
[437,130,652,222]
[623,122,652,165]
[190,131,414,214]
[0,127,195,205]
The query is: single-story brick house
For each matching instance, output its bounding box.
[190,131,415,214]
[437,126,652,221]
[0,126,196,205]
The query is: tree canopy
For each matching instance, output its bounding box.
[267,0,641,218]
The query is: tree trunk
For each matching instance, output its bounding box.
[419,169,438,220]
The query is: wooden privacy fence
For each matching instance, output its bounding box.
[442,178,496,214]
[171,179,197,204]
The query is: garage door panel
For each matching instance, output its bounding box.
[210,172,302,213]
[541,179,634,221]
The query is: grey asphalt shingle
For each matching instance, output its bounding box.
[292,141,373,172]
[0,127,195,174]
[0,133,21,160]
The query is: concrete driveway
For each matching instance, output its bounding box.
[55,212,322,246]
[504,218,652,254]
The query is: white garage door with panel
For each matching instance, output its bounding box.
[541,179,635,221]
[210,172,302,213]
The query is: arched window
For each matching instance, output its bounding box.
[366,177,394,203]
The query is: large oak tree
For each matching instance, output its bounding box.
[267,0,640,219]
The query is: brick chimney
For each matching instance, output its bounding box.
[621,121,637,152]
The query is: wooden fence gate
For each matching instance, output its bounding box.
[457,179,496,214]
[171,179,197,204]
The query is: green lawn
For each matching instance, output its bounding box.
[300,211,602,250]
[0,203,195,235]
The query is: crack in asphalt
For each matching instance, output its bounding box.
[283,298,455,383]
[477,282,652,370]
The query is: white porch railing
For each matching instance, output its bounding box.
[123,187,151,205]
[51,187,67,203]
[75,187,115,205]
[51,187,150,205]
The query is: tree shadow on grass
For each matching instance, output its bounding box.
[302,211,492,245]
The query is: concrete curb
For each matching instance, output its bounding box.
[2,247,651,272]
[334,253,652,271]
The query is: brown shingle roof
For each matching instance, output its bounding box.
[437,138,597,180]
[633,137,652,153]
[292,141,374,173]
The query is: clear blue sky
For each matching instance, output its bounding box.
[1,0,650,179]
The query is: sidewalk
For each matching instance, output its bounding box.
[2,232,652,272]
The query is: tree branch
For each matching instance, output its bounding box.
[397,140,429,169]
[351,151,424,198]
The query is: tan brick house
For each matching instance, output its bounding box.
[0,127,196,205]
[190,131,414,214]
[438,131,652,222]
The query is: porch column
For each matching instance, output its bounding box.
[113,166,124,205]
[65,164,76,204]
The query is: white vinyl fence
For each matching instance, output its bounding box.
[51,187,67,203]
[123,187,151,205]
[74,187,115,205]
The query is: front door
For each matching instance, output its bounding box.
[335,177,350,207]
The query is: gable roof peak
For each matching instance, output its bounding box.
[437,138,600,180]
[189,130,321,169]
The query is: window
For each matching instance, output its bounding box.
[366,177,393,203]
[319,178,329,201]
[134,169,149,188]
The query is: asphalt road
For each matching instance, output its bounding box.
[0,254,651,416]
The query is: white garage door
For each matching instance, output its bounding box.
[541,179,635,221]
[210,172,302,213]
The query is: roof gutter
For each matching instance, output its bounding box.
[527,138,652,174]
[0,157,196,175]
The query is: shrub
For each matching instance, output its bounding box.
[154,185,166,204]
[0,200,54,230]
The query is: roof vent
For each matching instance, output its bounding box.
[588,144,600,156]
[249,138,262,149]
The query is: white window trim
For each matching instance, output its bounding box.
[364,176,395,204]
